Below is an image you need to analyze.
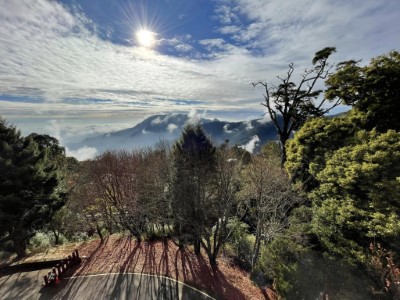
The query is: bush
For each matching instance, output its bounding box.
[257,236,305,295]
[52,232,68,245]
[226,218,254,264]
[70,232,89,242]
[28,231,52,253]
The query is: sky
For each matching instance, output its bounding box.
[1,0,399,157]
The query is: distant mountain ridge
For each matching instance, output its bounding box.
[69,113,280,154]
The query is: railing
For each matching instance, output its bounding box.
[43,249,81,287]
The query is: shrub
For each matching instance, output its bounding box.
[226,218,253,264]
[70,232,89,242]
[28,231,52,253]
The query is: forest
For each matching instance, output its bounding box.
[1,50,399,299]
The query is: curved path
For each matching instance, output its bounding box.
[0,271,215,300]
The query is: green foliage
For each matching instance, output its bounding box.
[325,51,400,131]
[260,141,281,165]
[283,252,376,300]
[170,123,217,251]
[70,232,89,242]
[0,119,67,256]
[286,110,367,191]
[311,130,400,263]
[226,218,253,263]
[28,231,52,253]
[258,235,308,295]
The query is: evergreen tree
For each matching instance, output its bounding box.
[325,51,400,131]
[310,129,400,263]
[0,119,65,257]
[170,124,216,255]
[286,110,367,191]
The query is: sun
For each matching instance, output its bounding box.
[136,29,156,48]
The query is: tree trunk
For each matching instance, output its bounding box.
[96,224,104,244]
[280,137,288,167]
[252,223,262,267]
[12,223,27,258]
[51,226,60,245]
[209,254,217,267]
[194,236,201,255]
[200,240,218,267]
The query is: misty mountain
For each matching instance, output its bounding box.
[69,113,280,154]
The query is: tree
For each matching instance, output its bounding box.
[199,143,241,266]
[238,154,301,267]
[325,51,400,131]
[87,150,147,241]
[170,124,216,255]
[139,143,171,237]
[253,47,340,165]
[286,110,367,191]
[0,119,65,257]
[310,130,400,264]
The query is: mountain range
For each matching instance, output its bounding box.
[69,113,280,154]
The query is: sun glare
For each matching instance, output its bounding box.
[136,29,156,48]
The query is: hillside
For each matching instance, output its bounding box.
[69,114,280,154]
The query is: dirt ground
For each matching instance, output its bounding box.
[1,235,277,300]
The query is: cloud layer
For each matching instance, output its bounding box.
[1,0,399,155]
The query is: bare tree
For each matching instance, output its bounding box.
[136,144,171,238]
[68,163,117,244]
[253,47,341,165]
[239,155,302,267]
[84,147,171,242]
[87,151,147,241]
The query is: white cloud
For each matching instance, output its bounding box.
[187,108,207,124]
[244,120,253,130]
[214,5,239,24]
[66,146,98,161]
[167,123,178,133]
[0,0,255,109]
[240,135,260,153]
[151,117,163,125]
[223,124,233,133]
[214,0,400,61]
[175,44,193,52]
[1,0,399,141]
[217,25,242,35]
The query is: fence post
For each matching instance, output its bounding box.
[56,264,62,277]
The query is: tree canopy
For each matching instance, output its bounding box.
[311,129,400,263]
[170,124,217,255]
[325,51,400,131]
[0,119,66,257]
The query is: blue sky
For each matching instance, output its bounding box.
[1,0,399,158]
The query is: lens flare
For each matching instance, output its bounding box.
[136,29,156,48]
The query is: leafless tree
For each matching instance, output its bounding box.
[253,47,341,165]
[86,151,146,241]
[239,155,302,267]
[83,146,171,242]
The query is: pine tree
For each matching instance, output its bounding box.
[170,124,216,255]
[0,119,65,257]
